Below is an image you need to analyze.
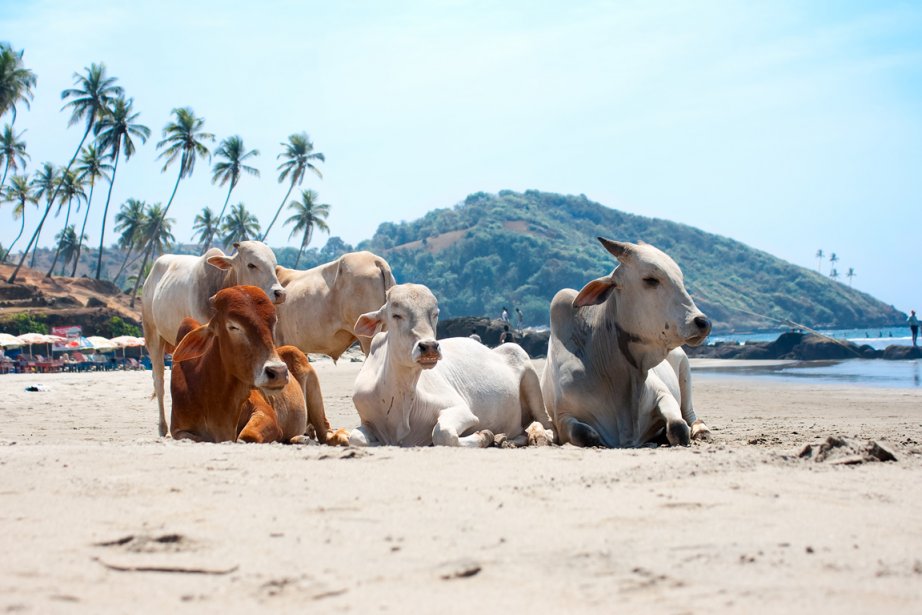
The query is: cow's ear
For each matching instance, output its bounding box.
[598,237,634,261]
[172,325,215,363]
[354,310,383,338]
[574,276,616,307]
[207,254,233,270]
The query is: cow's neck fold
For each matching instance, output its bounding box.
[379,336,418,443]
[599,293,670,375]
[195,343,251,437]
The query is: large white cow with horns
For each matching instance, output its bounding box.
[541,237,712,447]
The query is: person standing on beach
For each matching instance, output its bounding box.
[909,310,919,347]
[515,307,524,331]
[501,306,509,323]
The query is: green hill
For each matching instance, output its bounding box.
[358,190,903,332]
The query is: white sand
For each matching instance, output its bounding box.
[0,361,920,613]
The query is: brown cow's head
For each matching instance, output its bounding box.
[206,241,287,305]
[574,238,711,350]
[172,286,290,392]
[354,283,442,370]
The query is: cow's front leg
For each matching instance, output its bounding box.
[349,424,382,447]
[557,414,604,447]
[656,394,690,447]
[432,406,492,448]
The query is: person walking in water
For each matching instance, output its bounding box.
[909,310,919,347]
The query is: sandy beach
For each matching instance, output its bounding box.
[1,360,920,613]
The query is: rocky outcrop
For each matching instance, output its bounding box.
[686,332,912,361]
[438,317,550,357]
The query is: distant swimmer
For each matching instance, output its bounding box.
[909,310,919,347]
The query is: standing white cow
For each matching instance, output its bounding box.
[350,283,554,448]
[274,251,396,359]
[541,237,712,448]
[142,241,286,437]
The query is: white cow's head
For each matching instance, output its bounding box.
[354,283,442,370]
[207,241,287,305]
[574,238,711,350]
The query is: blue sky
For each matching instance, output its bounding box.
[2,0,921,313]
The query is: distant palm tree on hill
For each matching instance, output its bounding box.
[829,268,839,280]
[46,168,86,277]
[26,162,60,268]
[8,63,122,283]
[211,135,259,238]
[112,198,147,283]
[0,123,29,191]
[193,206,220,251]
[53,225,85,276]
[71,143,113,277]
[0,43,37,126]
[0,174,36,262]
[262,132,324,242]
[829,252,839,272]
[221,203,261,246]
[284,189,330,268]
[815,249,824,274]
[130,106,213,306]
[846,267,856,287]
[125,202,173,293]
[93,95,150,279]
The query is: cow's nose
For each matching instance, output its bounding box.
[263,362,288,382]
[417,340,440,355]
[693,316,711,332]
[272,287,286,304]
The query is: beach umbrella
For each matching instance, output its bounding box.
[17,332,51,355]
[0,333,25,348]
[86,336,118,352]
[109,335,145,358]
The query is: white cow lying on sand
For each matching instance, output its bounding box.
[350,283,555,448]
[274,251,396,359]
[541,237,712,448]
[142,241,286,437]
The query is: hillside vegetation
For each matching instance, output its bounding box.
[359,190,903,332]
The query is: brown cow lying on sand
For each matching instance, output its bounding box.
[169,285,348,445]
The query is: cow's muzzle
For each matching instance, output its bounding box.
[684,315,711,346]
[256,360,289,391]
[271,286,287,305]
[413,339,442,369]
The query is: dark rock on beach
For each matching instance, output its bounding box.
[686,331,915,361]
[438,317,550,357]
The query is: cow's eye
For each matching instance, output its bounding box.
[643,277,660,288]
[227,324,239,332]
[392,314,403,321]
[247,263,256,269]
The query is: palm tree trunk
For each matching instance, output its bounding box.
[113,244,135,284]
[294,244,304,268]
[8,123,92,283]
[0,159,10,193]
[28,214,46,268]
[71,179,96,277]
[130,169,182,307]
[261,180,295,242]
[46,198,74,277]
[94,141,121,280]
[0,203,26,262]
[215,182,234,243]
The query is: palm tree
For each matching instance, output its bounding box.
[284,189,330,268]
[829,252,839,273]
[93,95,149,279]
[25,162,59,268]
[815,249,824,274]
[262,132,324,241]
[829,268,839,280]
[112,198,146,283]
[211,135,259,235]
[8,63,122,283]
[52,225,85,276]
[0,43,37,126]
[846,267,856,287]
[193,206,220,251]
[70,143,113,277]
[129,107,213,306]
[220,203,261,246]
[0,124,29,191]
[124,202,173,294]
[0,174,36,262]
[46,169,86,277]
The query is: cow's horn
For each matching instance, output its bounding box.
[598,237,633,260]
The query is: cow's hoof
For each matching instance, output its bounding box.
[477,430,495,448]
[289,435,319,445]
[570,422,603,448]
[324,428,351,447]
[493,433,508,447]
[691,419,712,441]
[666,420,691,446]
[525,421,553,447]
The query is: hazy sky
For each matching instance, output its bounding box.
[2,0,921,313]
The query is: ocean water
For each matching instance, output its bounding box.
[708,326,914,350]
[694,359,922,389]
